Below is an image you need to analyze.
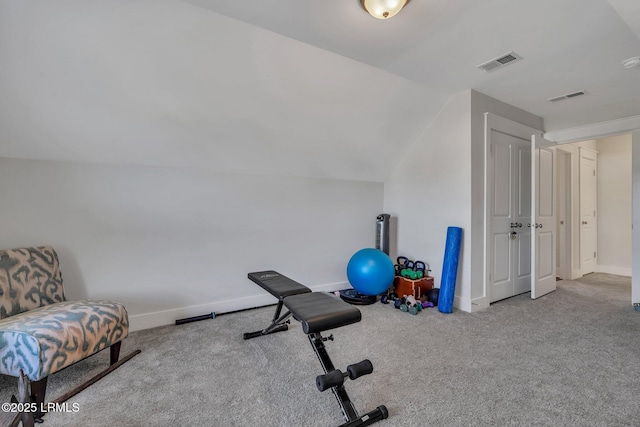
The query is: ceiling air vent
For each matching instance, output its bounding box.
[477,51,523,72]
[547,90,587,103]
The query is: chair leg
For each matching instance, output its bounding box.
[110,341,122,365]
[30,377,47,422]
[18,370,34,427]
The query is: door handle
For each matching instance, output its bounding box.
[582,221,588,225]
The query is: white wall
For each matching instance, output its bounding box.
[385,90,544,313]
[384,91,472,309]
[596,134,632,276]
[0,158,383,330]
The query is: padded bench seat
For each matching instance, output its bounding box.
[284,292,362,334]
[248,270,311,300]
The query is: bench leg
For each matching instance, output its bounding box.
[243,304,293,340]
[309,332,388,427]
[309,333,359,422]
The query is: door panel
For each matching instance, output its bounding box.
[538,232,554,278]
[531,134,557,299]
[494,143,512,217]
[518,148,531,217]
[539,150,554,216]
[579,149,597,274]
[518,233,531,276]
[515,231,532,294]
[490,131,531,303]
[492,233,513,301]
[493,234,511,283]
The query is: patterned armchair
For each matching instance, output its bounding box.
[0,246,134,423]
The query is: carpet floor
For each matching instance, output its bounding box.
[1,273,639,426]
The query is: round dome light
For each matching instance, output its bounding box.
[360,0,410,19]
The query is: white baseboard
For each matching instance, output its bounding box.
[128,281,350,332]
[595,265,632,277]
[453,295,473,313]
[470,296,489,312]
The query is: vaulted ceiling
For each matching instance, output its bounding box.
[1,0,639,181]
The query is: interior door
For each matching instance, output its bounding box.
[579,148,598,274]
[490,131,531,303]
[531,134,556,299]
[555,150,570,279]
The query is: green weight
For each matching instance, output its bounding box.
[409,305,418,315]
[400,304,408,312]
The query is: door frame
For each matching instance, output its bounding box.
[544,114,640,306]
[483,113,542,308]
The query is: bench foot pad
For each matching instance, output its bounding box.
[340,405,388,427]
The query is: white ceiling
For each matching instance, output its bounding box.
[0,0,639,181]
[185,0,640,130]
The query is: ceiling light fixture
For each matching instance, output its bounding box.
[360,0,410,19]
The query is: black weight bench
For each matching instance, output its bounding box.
[244,271,389,427]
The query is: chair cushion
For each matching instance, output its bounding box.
[0,300,128,381]
[0,246,66,318]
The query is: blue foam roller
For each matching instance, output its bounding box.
[438,226,463,313]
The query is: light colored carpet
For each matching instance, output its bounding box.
[1,273,639,426]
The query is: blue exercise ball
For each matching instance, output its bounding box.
[347,248,395,296]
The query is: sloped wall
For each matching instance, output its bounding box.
[384,91,473,308]
[0,158,383,330]
[0,0,432,183]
